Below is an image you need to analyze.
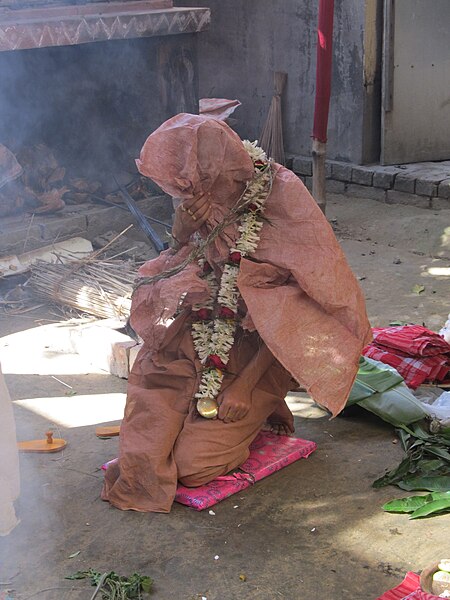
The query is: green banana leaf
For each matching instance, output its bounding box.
[383,494,433,513]
[358,387,427,427]
[347,357,427,426]
[397,475,450,492]
[409,496,450,519]
[402,423,450,445]
[426,445,450,461]
[373,418,450,495]
[418,458,448,474]
[373,456,414,488]
[348,357,404,402]
[382,491,450,513]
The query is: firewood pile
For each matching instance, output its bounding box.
[0,141,149,218]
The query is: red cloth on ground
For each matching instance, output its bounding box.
[363,325,450,389]
[372,325,450,357]
[375,571,440,600]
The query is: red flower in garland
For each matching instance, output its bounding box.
[248,203,258,212]
[207,354,227,370]
[254,160,266,170]
[229,251,242,264]
[218,306,236,319]
[194,308,212,320]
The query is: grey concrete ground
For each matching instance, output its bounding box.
[0,194,449,600]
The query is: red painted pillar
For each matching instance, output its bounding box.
[312,0,335,213]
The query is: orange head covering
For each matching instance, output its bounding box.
[136,113,254,206]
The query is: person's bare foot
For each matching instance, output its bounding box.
[262,399,295,436]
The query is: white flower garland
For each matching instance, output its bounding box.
[192,141,272,416]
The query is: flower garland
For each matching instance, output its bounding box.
[192,140,272,418]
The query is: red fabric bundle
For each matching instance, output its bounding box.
[375,571,440,600]
[363,325,450,389]
[372,325,450,357]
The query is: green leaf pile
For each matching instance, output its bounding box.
[66,568,153,599]
[373,421,450,493]
[382,491,450,519]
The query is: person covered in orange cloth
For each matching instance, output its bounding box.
[102,113,371,513]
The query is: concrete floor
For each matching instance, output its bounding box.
[0,194,449,600]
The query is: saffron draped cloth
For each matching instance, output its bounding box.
[102,114,371,512]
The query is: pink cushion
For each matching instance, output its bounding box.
[174,432,317,510]
[102,432,317,512]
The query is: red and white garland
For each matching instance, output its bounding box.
[191,140,272,417]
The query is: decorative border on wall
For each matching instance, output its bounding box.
[0,6,210,50]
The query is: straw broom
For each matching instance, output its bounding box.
[28,225,139,320]
[29,257,136,320]
[260,72,287,165]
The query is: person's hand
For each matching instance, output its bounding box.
[217,383,252,423]
[172,193,212,245]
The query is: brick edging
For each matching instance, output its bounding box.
[288,155,450,209]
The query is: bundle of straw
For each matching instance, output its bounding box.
[29,257,137,320]
[259,72,287,165]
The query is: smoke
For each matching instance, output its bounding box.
[0,35,198,183]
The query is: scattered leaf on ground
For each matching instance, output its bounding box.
[66,568,153,598]
[409,496,450,519]
[412,284,425,294]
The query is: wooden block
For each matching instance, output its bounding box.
[110,340,136,379]
[70,324,137,377]
[95,425,120,438]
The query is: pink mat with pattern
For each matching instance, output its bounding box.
[175,431,316,510]
[102,432,317,511]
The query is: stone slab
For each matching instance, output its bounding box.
[0,221,43,255]
[431,196,450,210]
[406,170,449,184]
[292,156,312,176]
[415,179,438,197]
[326,179,346,194]
[38,213,88,241]
[372,167,401,190]
[386,189,431,208]
[351,166,373,186]
[394,174,416,193]
[345,184,386,202]
[330,162,352,182]
[0,196,172,258]
[438,179,450,199]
